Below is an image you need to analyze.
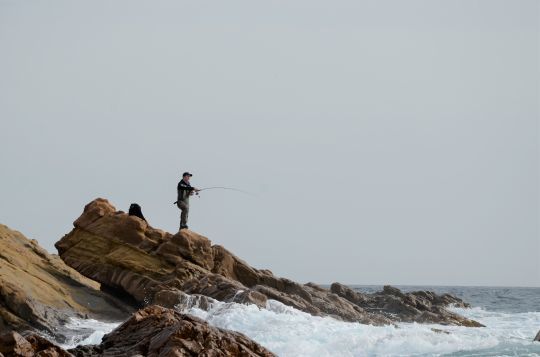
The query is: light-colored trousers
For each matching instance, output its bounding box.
[177,201,189,228]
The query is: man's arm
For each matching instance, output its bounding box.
[178,181,199,192]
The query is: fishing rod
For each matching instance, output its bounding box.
[174,186,254,203]
[197,186,254,196]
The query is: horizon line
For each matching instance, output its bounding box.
[316,283,540,289]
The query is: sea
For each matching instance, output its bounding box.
[57,286,540,357]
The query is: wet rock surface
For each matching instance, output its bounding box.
[55,198,482,327]
[330,283,483,327]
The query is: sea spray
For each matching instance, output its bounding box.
[59,318,121,350]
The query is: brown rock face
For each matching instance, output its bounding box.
[0,331,72,357]
[66,305,274,357]
[0,224,132,339]
[55,198,482,327]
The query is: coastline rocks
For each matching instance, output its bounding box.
[68,305,275,357]
[55,198,482,327]
[330,283,484,327]
[0,224,132,339]
[534,329,540,342]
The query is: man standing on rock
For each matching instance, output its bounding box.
[176,172,199,230]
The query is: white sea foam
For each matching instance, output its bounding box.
[58,299,540,356]
[180,299,540,356]
[59,318,120,350]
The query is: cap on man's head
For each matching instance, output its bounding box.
[182,172,193,177]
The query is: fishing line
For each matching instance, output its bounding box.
[197,186,255,196]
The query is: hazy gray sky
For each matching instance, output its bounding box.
[1,0,538,287]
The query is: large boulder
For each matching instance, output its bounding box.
[0,306,274,357]
[0,331,72,357]
[55,198,482,327]
[68,305,275,357]
[0,224,132,339]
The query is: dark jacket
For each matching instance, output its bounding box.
[177,179,194,203]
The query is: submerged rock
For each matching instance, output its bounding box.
[0,224,133,339]
[68,305,275,357]
[55,198,482,327]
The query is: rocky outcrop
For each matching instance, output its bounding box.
[330,283,483,327]
[55,198,482,327]
[0,306,274,357]
[67,305,274,357]
[534,329,540,342]
[0,224,132,339]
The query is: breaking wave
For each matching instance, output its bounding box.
[59,295,540,356]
